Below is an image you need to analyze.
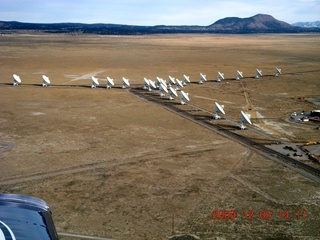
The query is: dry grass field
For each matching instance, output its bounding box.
[0,34,319,239]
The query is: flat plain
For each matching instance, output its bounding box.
[0,34,319,239]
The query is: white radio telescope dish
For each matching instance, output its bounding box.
[180,90,190,105]
[175,79,184,90]
[149,79,157,91]
[275,68,282,77]
[42,75,50,87]
[143,78,150,90]
[156,77,167,89]
[168,76,176,86]
[169,86,178,100]
[159,83,168,97]
[240,111,252,130]
[199,73,207,84]
[213,102,225,119]
[255,69,262,79]
[217,72,224,82]
[106,77,114,89]
[13,74,21,86]
[183,74,190,86]
[236,70,243,80]
[122,77,130,89]
[91,76,99,88]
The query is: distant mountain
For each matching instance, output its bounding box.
[207,14,297,33]
[292,21,320,28]
[0,14,318,34]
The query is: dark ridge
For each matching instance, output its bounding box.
[1,14,319,34]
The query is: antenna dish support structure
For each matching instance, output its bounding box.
[13,74,21,86]
[199,73,207,84]
[180,90,190,105]
[42,75,50,87]
[236,70,243,80]
[240,111,252,130]
[183,74,190,86]
[217,72,224,82]
[275,68,282,77]
[122,77,130,89]
[255,69,262,79]
[213,102,225,120]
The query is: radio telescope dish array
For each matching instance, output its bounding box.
[169,86,178,100]
[236,70,243,80]
[240,111,252,130]
[255,69,262,79]
[275,68,282,77]
[217,72,224,82]
[106,77,114,89]
[175,79,184,90]
[168,76,176,86]
[183,74,190,86]
[213,102,225,119]
[91,76,99,88]
[159,83,168,97]
[42,75,50,87]
[13,74,21,86]
[180,90,190,105]
[122,77,130,89]
[199,73,207,84]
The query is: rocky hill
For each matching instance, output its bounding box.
[0,14,318,34]
[207,14,297,33]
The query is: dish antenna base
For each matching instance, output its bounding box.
[42,83,48,87]
[180,100,186,105]
[91,84,97,88]
[13,82,19,87]
[240,122,246,130]
[213,113,221,120]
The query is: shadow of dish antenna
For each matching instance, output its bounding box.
[199,73,207,84]
[91,76,99,88]
[42,75,50,87]
[213,102,225,119]
[122,77,130,89]
[180,90,190,105]
[13,74,21,86]
[106,77,114,89]
[240,111,252,130]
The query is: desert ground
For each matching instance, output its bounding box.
[0,33,319,239]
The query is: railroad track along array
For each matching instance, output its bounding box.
[130,87,320,183]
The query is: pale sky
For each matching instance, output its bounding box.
[1,0,319,25]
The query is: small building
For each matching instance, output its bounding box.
[311,110,320,117]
